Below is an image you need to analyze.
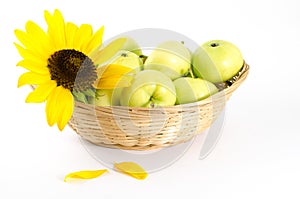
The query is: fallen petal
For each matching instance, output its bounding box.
[114,162,148,180]
[64,169,108,182]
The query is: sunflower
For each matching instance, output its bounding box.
[15,9,132,131]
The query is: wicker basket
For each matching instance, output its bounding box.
[69,62,249,150]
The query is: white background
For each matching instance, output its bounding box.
[1,0,300,198]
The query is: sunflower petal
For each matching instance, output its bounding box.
[25,80,56,103]
[96,64,133,78]
[16,59,49,74]
[25,21,47,43]
[46,86,61,127]
[74,24,93,54]
[95,75,133,89]
[90,37,127,66]
[114,162,148,180]
[25,20,54,57]
[14,30,37,52]
[85,26,104,55]
[14,42,33,59]
[65,22,78,49]
[94,64,134,89]
[56,87,74,131]
[14,43,48,67]
[64,169,108,182]
[44,9,66,50]
[18,71,50,87]
[14,29,32,49]
[15,29,48,61]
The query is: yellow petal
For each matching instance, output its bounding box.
[85,26,104,54]
[74,24,93,54]
[97,64,133,79]
[94,64,134,89]
[18,71,50,87]
[16,59,49,74]
[14,42,34,59]
[56,87,74,131]
[45,86,74,130]
[15,30,49,61]
[25,20,54,57]
[95,75,133,89]
[44,9,66,50]
[14,43,48,70]
[25,80,56,103]
[114,162,148,180]
[65,22,78,49]
[90,37,127,66]
[45,86,61,126]
[25,21,47,43]
[14,30,39,54]
[14,30,32,50]
[64,169,108,182]
[14,42,48,67]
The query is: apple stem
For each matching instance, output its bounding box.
[210,43,219,47]
[139,55,148,64]
[188,68,195,78]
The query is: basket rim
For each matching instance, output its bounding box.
[74,62,250,110]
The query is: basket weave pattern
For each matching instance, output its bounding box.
[69,63,249,150]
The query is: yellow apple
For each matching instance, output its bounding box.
[89,89,113,106]
[173,77,218,104]
[192,40,244,83]
[110,50,143,73]
[120,70,176,107]
[144,41,191,80]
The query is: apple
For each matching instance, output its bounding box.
[192,40,244,83]
[89,89,113,106]
[144,41,191,80]
[89,88,122,106]
[91,37,142,67]
[173,77,218,104]
[120,70,176,107]
[110,50,143,73]
[121,37,143,56]
[111,87,123,106]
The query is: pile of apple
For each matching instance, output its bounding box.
[90,39,244,107]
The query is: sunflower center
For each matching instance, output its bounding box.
[47,49,97,92]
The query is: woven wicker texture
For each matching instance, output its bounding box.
[69,63,249,150]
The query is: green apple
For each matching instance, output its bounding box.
[110,50,143,73]
[89,89,113,106]
[173,77,218,104]
[120,37,143,56]
[120,70,176,107]
[192,40,244,83]
[144,41,191,80]
[107,36,142,56]
[93,37,142,67]
[111,87,123,106]
[89,88,123,106]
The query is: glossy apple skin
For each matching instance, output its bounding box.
[122,37,143,56]
[110,50,143,73]
[90,89,113,106]
[192,40,244,83]
[120,70,176,107]
[144,41,191,80]
[89,88,123,106]
[111,87,123,106]
[173,77,218,104]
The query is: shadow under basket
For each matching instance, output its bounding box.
[69,63,250,150]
